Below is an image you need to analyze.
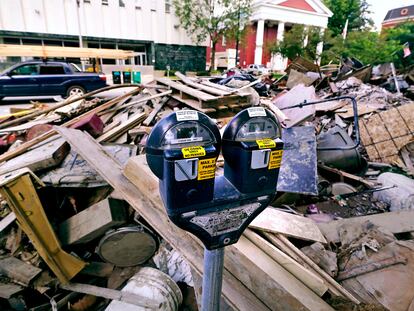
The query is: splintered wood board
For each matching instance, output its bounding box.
[359,103,414,163]
[249,208,327,243]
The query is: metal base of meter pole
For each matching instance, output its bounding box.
[201,247,225,311]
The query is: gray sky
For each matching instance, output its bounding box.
[366,0,414,30]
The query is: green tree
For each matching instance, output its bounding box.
[173,0,251,70]
[383,22,414,67]
[323,0,373,36]
[267,24,323,60]
[322,30,399,65]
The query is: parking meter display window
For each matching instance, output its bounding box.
[235,117,280,142]
[222,108,283,194]
[162,122,216,149]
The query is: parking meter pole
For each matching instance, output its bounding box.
[201,247,225,311]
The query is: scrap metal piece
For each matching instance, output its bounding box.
[277,126,318,195]
[0,168,86,283]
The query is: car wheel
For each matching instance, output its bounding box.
[66,85,85,98]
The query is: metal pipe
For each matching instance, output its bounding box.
[280,96,360,150]
[201,247,225,311]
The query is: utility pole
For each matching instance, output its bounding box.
[235,4,241,67]
[76,0,86,71]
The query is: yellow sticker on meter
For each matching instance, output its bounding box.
[198,158,216,180]
[268,150,283,169]
[256,138,276,149]
[181,146,206,158]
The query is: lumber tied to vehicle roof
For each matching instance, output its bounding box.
[0,87,142,163]
[54,126,335,311]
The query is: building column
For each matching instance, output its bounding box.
[276,21,285,42]
[254,19,265,65]
[316,28,325,65]
[272,21,285,71]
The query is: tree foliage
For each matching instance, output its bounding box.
[173,0,251,70]
[323,0,373,36]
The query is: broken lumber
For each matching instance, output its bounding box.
[317,210,414,244]
[244,229,329,296]
[175,71,231,96]
[60,282,161,309]
[0,256,42,286]
[96,111,146,143]
[0,87,142,163]
[58,198,128,245]
[0,84,142,130]
[264,233,360,304]
[249,207,327,243]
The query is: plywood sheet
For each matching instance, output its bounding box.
[249,208,327,243]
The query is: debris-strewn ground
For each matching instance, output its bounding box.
[0,58,413,310]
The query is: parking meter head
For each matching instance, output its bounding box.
[222,107,284,194]
[146,110,221,217]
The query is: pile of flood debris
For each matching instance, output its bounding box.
[0,58,413,311]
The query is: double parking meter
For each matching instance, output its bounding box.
[146,107,284,250]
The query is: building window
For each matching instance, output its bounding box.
[119,0,125,7]
[135,0,141,10]
[84,0,91,3]
[102,0,108,6]
[165,0,171,13]
[151,0,156,11]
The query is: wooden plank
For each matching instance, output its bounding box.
[249,207,327,243]
[60,282,161,309]
[143,96,169,126]
[264,233,360,304]
[54,127,270,311]
[0,87,142,163]
[317,210,414,244]
[156,78,218,102]
[58,198,128,245]
[0,282,24,299]
[232,235,334,311]
[244,229,329,296]
[170,94,216,114]
[96,111,146,143]
[0,138,70,175]
[176,72,231,96]
[0,257,42,285]
[199,80,235,92]
[0,212,16,232]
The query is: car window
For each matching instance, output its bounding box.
[39,65,65,75]
[69,63,81,72]
[10,64,39,76]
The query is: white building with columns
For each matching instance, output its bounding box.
[208,0,333,70]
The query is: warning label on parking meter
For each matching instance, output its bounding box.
[198,158,216,180]
[268,150,283,169]
[256,138,276,149]
[182,146,206,158]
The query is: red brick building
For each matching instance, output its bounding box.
[207,0,332,70]
[382,5,414,29]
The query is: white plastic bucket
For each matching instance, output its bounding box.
[105,267,183,311]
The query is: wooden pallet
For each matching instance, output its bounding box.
[156,77,250,113]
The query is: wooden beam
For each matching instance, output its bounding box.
[244,229,328,296]
[156,78,218,102]
[175,72,231,96]
[264,233,360,304]
[0,87,142,163]
[96,112,146,143]
[60,282,161,309]
[317,210,414,244]
[249,207,327,243]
